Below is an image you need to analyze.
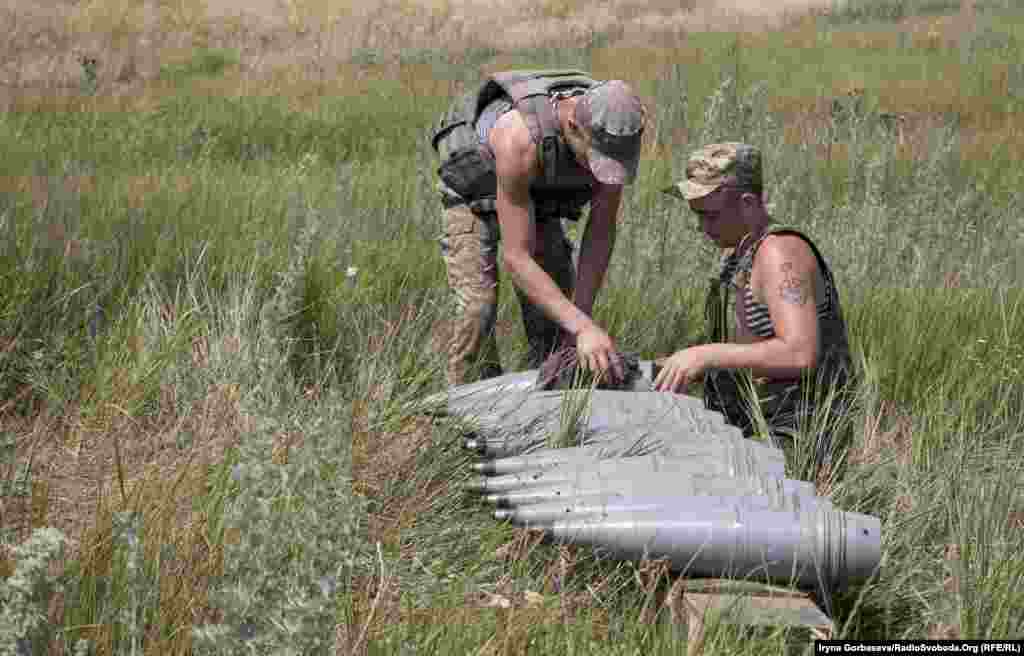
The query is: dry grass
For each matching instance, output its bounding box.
[1,0,835,98]
[771,88,1024,164]
[0,0,992,107]
[819,10,978,52]
[588,44,707,81]
[5,0,1017,167]
[0,175,97,212]
[351,397,442,548]
[900,13,976,51]
[2,381,251,654]
[347,397,452,650]
[851,400,915,469]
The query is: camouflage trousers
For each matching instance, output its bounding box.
[440,204,576,388]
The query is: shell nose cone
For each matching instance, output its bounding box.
[462,476,489,493]
[485,494,511,507]
[472,461,495,475]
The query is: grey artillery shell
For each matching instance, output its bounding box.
[417,362,660,416]
[466,416,736,459]
[417,370,540,416]
[488,472,814,508]
[474,436,784,476]
[546,506,881,591]
[498,490,833,525]
[467,451,786,495]
[451,388,734,459]
[415,363,884,594]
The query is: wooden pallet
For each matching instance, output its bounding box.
[679,579,833,654]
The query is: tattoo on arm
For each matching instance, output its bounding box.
[778,262,810,305]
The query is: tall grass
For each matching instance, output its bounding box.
[2,0,1024,652]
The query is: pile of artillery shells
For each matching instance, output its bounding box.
[419,364,882,593]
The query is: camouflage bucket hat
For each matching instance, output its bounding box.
[662,142,763,200]
[575,80,646,185]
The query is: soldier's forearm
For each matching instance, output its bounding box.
[574,225,613,316]
[504,250,596,337]
[702,339,817,381]
[574,199,619,316]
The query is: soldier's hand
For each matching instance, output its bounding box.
[575,324,623,384]
[653,347,710,394]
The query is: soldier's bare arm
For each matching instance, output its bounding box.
[574,183,622,318]
[655,235,821,392]
[752,235,820,372]
[703,236,821,375]
[491,111,596,339]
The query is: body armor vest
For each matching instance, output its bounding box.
[430,70,600,220]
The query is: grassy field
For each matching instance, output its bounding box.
[2,0,1024,652]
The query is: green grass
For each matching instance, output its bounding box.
[829,0,1019,23]
[2,0,1024,653]
[159,48,241,84]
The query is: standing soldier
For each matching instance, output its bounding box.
[430,70,646,387]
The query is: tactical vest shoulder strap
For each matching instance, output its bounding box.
[704,250,738,345]
[490,70,598,183]
[727,225,848,333]
[757,227,849,329]
[491,71,595,122]
[490,70,596,103]
[748,226,838,292]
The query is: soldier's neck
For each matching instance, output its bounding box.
[553,96,578,134]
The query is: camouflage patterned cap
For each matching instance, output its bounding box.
[662,142,763,201]
[575,80,646,185]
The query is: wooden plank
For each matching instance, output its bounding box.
[682,578,810,598]
[684,592,833,631]
[680,578,834,655]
